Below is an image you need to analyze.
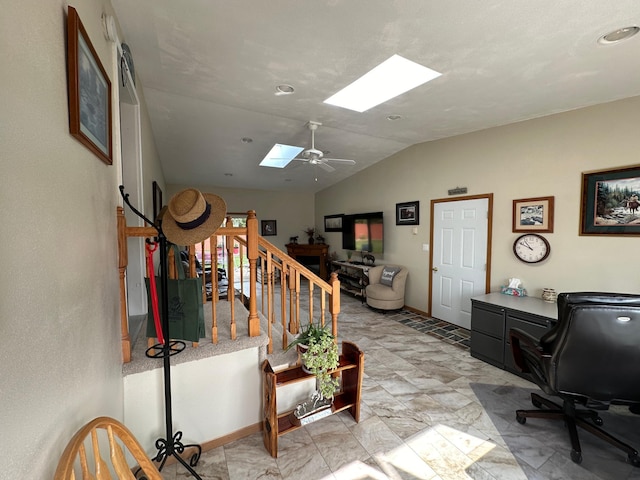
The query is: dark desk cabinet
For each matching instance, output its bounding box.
[471,293,557,379]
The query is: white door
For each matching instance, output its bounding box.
[431,196,491,329]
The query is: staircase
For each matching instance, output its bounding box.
[116,207,343,449]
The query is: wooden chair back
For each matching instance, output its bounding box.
[54,416,162,480]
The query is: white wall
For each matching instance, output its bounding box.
[124,348,263,450]
[168,184,315,252]
[317,96,640,313]
[0,1,164,478]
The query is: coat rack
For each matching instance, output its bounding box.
[119,186,202,479]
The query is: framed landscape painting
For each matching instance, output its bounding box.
[580,164,640,236]
[67,6,112,165]
[324,214,343,232]
[512,196,554,233]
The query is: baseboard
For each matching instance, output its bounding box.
[403,305,428,316]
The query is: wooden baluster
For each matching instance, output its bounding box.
[280,263,289,350]
[246,210,260,336]
[329,271,340,342]
[116,207,131,363]
[266,252,273,353]
[226,232,236,340]
[211,234,218,344]
[308,281,315,327]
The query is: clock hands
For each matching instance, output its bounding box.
[519,241,533,251]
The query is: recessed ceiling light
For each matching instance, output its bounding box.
[275,84,295,96]
[241,137,253,143]
[598,26,639,44]
[259,144,304,168]
[324,54,441,113]
[224,173,233,177]
[387,114,402,121]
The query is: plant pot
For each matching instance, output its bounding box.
[308,237,315,244]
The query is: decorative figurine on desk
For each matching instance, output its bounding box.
[289,235,298,244]
[363,253,375,265]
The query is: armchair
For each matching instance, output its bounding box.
[365,265,408,311]
[509,292,640,466]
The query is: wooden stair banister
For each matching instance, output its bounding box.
[116,207,341,363]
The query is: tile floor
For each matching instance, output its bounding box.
[162,294,640,480]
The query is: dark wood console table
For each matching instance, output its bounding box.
[285,243,329,280]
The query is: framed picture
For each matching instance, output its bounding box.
[67,6,112,165]
[261,220,277,236]
[324,214,343,232]
[512,196,554,233]
[580,164,640,236]
[152,181,163,222]
[396,201,419,225]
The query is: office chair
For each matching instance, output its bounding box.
[510,292,640,466]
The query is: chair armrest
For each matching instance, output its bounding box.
[509,328,549,373]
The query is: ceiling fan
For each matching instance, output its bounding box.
[292,121,356,172]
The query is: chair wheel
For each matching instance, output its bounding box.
[516,413,526,424]
[571,449,582,464]
[628,454,640,467]
[593,416,603,426]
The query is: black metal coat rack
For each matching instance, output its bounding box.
[120,186,202,479]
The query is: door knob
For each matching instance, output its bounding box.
[432,267,438,272]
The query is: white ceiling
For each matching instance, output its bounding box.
[111,0,640,193]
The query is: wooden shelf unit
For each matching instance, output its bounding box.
[262,341,364,458]
[331,261,370,299]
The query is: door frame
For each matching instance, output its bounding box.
[428,193,493,316]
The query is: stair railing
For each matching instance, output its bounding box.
[117,207,341,363]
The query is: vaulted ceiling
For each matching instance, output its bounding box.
[111,0,640,192]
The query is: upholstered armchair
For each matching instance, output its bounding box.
[365,265,408,311]
[509,292,640,466]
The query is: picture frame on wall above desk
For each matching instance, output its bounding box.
[580,164,640,236]
[261,220,277,236]
[512,196,554,233]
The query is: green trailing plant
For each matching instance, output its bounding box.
[286,323,340,400]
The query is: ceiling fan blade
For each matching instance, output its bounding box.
[318,162,335,172]
[324,157,356,165]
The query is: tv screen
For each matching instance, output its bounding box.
[342,212,383,253]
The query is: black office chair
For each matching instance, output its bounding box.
[509,292,640,466]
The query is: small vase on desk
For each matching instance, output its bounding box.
[541,288,557,302]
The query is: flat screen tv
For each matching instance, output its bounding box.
[342,212,383,253]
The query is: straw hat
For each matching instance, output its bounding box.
[162,188,227,245]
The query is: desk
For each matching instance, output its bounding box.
[470,293,557,379]
[285,243,329,280]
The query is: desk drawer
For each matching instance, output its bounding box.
[506,313,550,340]
[471,330,504,367]
[471,302,504,339]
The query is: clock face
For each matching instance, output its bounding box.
[513,234,550,263]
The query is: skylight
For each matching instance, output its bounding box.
[259,144,304,168]
[324,54,441,113]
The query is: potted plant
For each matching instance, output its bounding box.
[286,323,340,400]
[303,227,316,244]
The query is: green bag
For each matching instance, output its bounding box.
[146,245,205,342]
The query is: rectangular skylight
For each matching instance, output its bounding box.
[324,54,441,113]
[259,144,304,168]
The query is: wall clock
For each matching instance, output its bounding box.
[513,233,550,264]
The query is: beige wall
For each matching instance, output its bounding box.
[317,96,640,312]
[167,184,315,252]
[0,1,164,478]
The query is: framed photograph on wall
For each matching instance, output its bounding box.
[396,201,419,225]
[324,214,343,232]
[261,220,277,236]
[512,196,554,233]
[152,181,163,222]
[67,6,112,165]
[580,164,640,236]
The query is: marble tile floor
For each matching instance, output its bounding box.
[161,294,640,480]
